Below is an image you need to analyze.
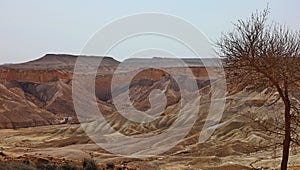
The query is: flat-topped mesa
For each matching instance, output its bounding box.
[0,54,219,87]
[6,54,120,70]
[123,57,222,67]
[0,54,120,83]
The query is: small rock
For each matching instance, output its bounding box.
[0,151,6,157]
[37,157,50,164]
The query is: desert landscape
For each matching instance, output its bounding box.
[0,54,299,169]
[1,2,300,170]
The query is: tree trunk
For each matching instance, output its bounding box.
[280,97,291,170]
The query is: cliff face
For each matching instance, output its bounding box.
[0,54,120,83]
[0,67,71,83]
[0,54,214,129]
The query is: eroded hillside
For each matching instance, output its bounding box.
[0,54,299,169]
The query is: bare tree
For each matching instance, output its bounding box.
[217,7,300,170]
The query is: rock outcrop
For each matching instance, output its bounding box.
[0,54,216,129]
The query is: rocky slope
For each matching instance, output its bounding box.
[0,54,299,169]
[0,54,112,128]
[0,54,214,129]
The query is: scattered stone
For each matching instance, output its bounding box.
[36,157,50,165]
[106,162,115,169]
[0,151,6,157]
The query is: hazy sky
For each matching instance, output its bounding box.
[0,1,299,64]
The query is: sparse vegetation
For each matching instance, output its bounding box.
[218,6,300,170]
[60,162,79,170]
[83,158,98,170]
[0,162,35,170]
[0,159,87,170]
